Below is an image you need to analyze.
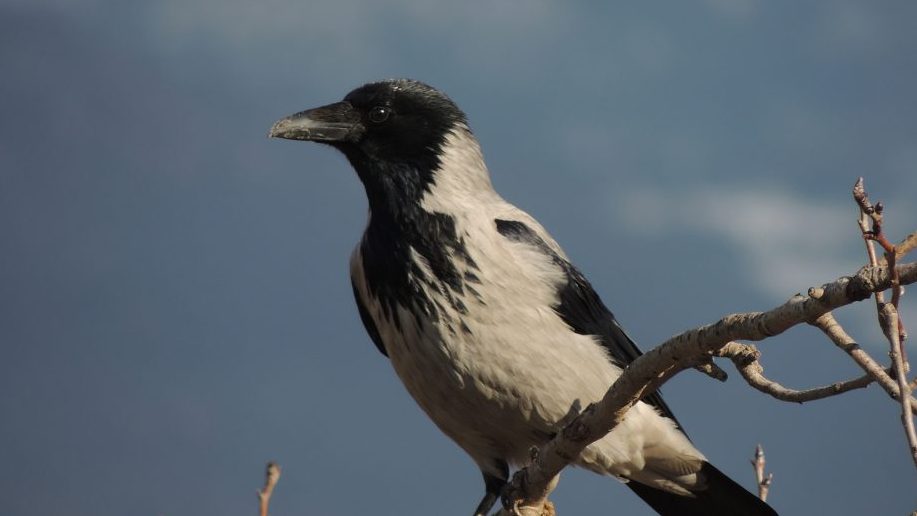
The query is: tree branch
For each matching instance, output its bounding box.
[811,312,917,414]
[716,341,876,402]
[498,261,917,514]
[893,231,917,260]
[854,177,907,342]
[880,304,917,468]
[852,178,915,469]
[879,230,917,265]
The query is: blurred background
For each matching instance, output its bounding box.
[2,1,916,514]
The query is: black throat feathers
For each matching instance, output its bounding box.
[355,160,481,334]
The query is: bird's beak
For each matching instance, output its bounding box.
[268,101,364,143]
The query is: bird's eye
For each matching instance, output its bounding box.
[368,106,391,124]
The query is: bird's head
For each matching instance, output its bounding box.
[270,79,489,213]
[270,79,467,173]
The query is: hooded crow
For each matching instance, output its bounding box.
[270,79,777,516]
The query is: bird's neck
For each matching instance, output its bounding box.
[355,159,479,316]
[353,128,495,314]
[354,127,499,233]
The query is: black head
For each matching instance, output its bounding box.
[270,79,467,173]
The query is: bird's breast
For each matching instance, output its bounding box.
[350,217,623,462]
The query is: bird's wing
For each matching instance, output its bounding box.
[351,278,388,357]
[494,218,680,427]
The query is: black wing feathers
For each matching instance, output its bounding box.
[494,219,679,426]
[351,280,388,357]
[627,461,778,516]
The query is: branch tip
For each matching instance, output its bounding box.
[751,444,772,502]
[258,462,281,516]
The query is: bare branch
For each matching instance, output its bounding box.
[852,179,915,469]
[879,230,917,265]
[499,261,917,512]
[880,304,917,469]
[716,342,875,402]
[894,231,917,260]
[854,177,907,342]
[852,177,882,227]
[258,462,281,516]
[751,444,773,502]
[854,179,883,305]
[811,313,917,414]
[858,210,884,304]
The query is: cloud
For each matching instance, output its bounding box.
[611,184,863,298]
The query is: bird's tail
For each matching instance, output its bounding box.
[626,461,777,516]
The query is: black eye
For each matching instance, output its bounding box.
[368,106,391,123]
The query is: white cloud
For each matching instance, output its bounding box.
[611,184,864,298]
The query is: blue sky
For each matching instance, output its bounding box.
[2,1,916,514]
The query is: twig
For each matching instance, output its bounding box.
[894,231,917,259]
[852,179,915,472]
[879,231,917,265]
[853,179,886,253]
[751,444,773,502]
[498,261,917,513]
[853,177,907,343]
[695,359,729,382]
[810,312,917,414]
[258,462,281,516]
[879,304,917,469]
[716,341,876,402]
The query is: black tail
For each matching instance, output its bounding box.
[626,461,777,516]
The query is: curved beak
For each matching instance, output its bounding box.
[269,101,364,143]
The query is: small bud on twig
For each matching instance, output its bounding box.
[258,462,281,516]
[751,444,773,502]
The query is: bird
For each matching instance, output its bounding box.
[269,79,777,516]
